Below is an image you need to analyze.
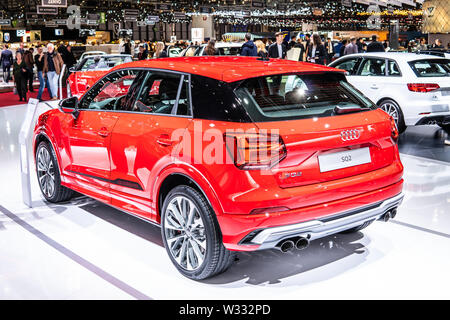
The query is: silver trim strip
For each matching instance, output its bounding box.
[249,193,404,250]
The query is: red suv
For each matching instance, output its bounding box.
[33,57,404,280]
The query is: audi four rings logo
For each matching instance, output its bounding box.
[341,129,361,141]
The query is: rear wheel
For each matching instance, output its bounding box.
[340,220,373,234]
[161,185,235,280]
[438,124,450,135]
[379,99,406,133]
[36,141,73,203]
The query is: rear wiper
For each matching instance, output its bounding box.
[334,105,370,115]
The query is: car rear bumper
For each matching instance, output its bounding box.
[218,179,403,251]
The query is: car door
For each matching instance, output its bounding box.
[109,70,192,220]
[63,68,142,202]
[351,57,387,103]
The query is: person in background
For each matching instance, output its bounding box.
[417,38,427,51]
[17,43,25,56]
[154,42,168,58]
[142,39,149,54]
[240,33,257,57]
[137,44,148,60]
[339,39,348,57]
[367,35,385,52]
[43,43,64,100]
[294,37,306,62]
[325,38,335,64]
[307,34,326,65]
[203,39,218,56]
[344,37,358,56]
[23,47,35,93]
[65,45,77,69]
[123,39,131,55]
[255,40,268,59]
[357,38,366,53]
[432,39,444,49]
[288,36,297,50]
[34,45,50,101]
[268,32,287,59]
[304,34,311,58]
[0,44,13,83]
[12,52,28,102]
[57,42,68,64]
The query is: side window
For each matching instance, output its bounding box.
[359,58,387,76]
[79,69,140,110]
[132,71,182,114]
[334,58,361,75]
[388,60,401,76]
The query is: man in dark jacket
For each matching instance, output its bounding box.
[0,45,13,83]
[268,32,287,59]
[240,33,257,56]
[23,48,35,92]
[367,35,385,52]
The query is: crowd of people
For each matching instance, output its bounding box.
[0,42,76,102]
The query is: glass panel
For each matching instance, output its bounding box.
[409,59,450,77]
[359,58,387,76]
[133,71,182,114]
[388,60,401,76]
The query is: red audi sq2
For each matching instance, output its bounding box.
[33,57,404,280]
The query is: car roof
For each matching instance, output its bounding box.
[337,52,448,62]
[111,56,341,82]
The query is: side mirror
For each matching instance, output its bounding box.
[344,71,350,76]
[59,97,79,119]
[69,66,76,73]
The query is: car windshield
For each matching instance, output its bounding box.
[79,56,132,71]
[234,73,375,122]
[409,59,450,77]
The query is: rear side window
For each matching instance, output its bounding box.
[190,75,252,122]
[409,59,450,77]
[234,73,375,122]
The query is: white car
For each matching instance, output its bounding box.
[79,50,107,61]
[181,42,244,56]
[329,52,450,133]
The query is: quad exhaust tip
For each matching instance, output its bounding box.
[279,240,295,252]
[295,237,309,250]
[380,208,398,222]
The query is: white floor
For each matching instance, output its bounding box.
[0,104,449,300]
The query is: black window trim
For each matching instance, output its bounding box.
[78,67,194,118]
[386,58,402,77]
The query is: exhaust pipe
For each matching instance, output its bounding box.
[278,240,295,253]
[390,208,397,219]
[380,210,392,222]
[295,237,309,250]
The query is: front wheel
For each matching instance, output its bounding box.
[379,99,406,133]
[161,185,235,280]
[36,141,73,203]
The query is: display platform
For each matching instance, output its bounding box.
[0,104,449,299]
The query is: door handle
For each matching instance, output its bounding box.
[157,134,172,146]
[371,84,379,89]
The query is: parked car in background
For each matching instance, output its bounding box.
[329,52,450,133]
[67,54,133,97]
[79,50,107,61]
[35,56,403,280]
[181,42,244,56]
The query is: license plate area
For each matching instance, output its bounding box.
[318,147,372,173]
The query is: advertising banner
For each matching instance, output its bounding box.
[37,6,58,15]
[41,0,67,7]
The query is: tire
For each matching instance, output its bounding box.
[36,141,73,203]
[378,99,406,133]
[340,220,373,234]
[161,185,235,280]
[438,124,450,135]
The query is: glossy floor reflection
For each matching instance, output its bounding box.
[0,104,449,299]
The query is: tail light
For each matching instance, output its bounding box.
[390,117,399,143]
[407,83,440,93]
[224,132,287,170]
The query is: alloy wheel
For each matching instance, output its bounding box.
[380,102,399,127]
[163,196,207,271]
[37,147,55,198]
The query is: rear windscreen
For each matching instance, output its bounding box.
[409,59,450,77]
[234,73,375,122]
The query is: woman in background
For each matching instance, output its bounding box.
[13,52,28,102]
[307,34,326,65]
[154,42,168,58]
[255,40,268,58]
[203,40,218,56]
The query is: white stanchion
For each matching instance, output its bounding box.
[18,98,40,208]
